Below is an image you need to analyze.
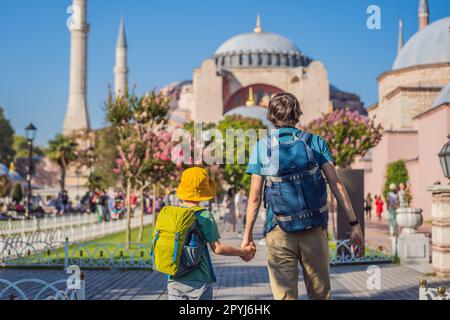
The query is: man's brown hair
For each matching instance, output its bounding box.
[267,93,303,128]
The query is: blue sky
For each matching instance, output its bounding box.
[0,0,449,145]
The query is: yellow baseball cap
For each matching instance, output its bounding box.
[177,167,216,202]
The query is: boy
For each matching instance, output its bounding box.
[165,167,256,300]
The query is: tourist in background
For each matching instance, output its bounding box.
[364,193,373,221]
[387,184,400,236]
[222,188,236,233]
[234,186,248,238]
[398,183,408,208]
[374,195,384,222]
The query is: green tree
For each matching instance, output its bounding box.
[47,134,78,193]
[11,183,23,204]
[383,160,409,199]
[91,126,120,189]
[105,89,176,245]
[13,135,46,159]
[306,108,383,168]
[217,115,267,192]
[0,106,15,165]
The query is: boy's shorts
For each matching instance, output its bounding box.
[168,280,213,300]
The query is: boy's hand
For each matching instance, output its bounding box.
[241,245,256,262]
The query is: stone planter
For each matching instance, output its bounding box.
[396,207,423,235]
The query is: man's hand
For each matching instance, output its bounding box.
[241,239,256,262]
[350,224,364,257]
[241,245,256,262]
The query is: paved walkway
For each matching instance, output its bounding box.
[0,217,448,300]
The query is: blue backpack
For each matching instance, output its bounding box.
[260,131,328,233]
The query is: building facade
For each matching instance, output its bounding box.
[167,15,366,126]
[357,1,450,219]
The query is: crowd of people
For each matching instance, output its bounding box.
[364,182,410,236]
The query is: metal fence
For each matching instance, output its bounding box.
[2,214,152,245]
[0,277,85,300]
[419,279,450,300]
[0,214,153,270]
[0,239,152,270]
[329,239,394,266]
[0,214,98,236]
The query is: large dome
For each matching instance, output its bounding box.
[393,17,450,70]
[216,32,300,56]
[214,29,311,68]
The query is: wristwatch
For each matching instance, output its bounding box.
[349,219,360,227]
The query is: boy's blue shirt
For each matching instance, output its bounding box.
[246,127,335,234]
[168,208,220,284]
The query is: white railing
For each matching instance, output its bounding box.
[329,239,393,266]
[419,279,450,300]
[1,214,152,246]
[0,214,98,236]
[0,276,85,300]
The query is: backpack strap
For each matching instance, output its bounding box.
[296,132,316,168]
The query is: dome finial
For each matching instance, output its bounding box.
[254,14,262,33]
[398,19,404,54]
[246,87,256,106]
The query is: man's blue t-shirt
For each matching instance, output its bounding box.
[246,127,335,234]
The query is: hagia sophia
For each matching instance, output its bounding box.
[36,0,450,220]
[162,14,365,127]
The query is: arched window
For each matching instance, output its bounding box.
[224,84,284,113]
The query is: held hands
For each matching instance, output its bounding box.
[240,238,256,262]
[350,224,364,258]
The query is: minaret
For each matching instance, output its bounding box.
[397,19,404,54]
[64,0,90,135]
[418,0,429,30]
[114,17,128,97]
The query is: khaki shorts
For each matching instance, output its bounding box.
[265,225,331,300]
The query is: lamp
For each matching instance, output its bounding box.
[438,135,450,179]
[25,123,37,142]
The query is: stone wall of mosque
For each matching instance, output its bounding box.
[370,64,450,130]
[191,59,330,125]
[192,59,224,123]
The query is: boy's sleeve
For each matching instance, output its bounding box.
[197,210,221,242]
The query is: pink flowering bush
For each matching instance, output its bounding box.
[306,109,383,168]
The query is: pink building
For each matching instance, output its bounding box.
[356,2,450,220]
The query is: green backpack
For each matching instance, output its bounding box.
[150,206,206,277]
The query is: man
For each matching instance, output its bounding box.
[242,93,364,300]
[387,184,400,236]
[234,186,248,238]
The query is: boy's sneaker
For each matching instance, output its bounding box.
[258,238,266,246]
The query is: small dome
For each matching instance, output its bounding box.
[224,105,271,126]
[393,17,450,70]
[432,84,450,109]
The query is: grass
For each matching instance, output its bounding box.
[4,225,154,268]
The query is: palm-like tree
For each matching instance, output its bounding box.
[47,134,78,193]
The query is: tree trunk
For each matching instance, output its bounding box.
[152,183,157,229]
[137,186,145,242]
[60,166,66,193]
[125,178,132,250]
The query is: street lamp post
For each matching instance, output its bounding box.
[25,123,37,218]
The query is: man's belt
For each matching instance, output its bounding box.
[274,206,328,222]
